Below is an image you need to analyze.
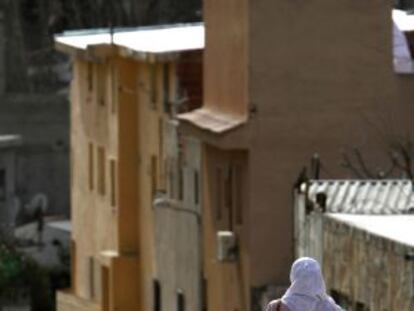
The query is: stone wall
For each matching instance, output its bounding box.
[323,216,414,311]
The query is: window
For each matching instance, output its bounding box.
[215,163,244,228]
[110,64,117,114]
[97,65,106,106]
[158,118,164,184]
[87,62,94,92]
[110,159,116,208]
[178,167,184,201]
[163,63,170,113]
[70,149,74,189]
[234,165,243,225]
[153,279,161,311]
[101,266,109,311]
[88,143,94,191]
[176,289,185,311]
[89,257,95,299]
[178,146,184,201]
[98,146,106,196]
[225,167,233,213]
[202,278,208,311]
[70,240,77,292]
[215,168,223,220]
[150,64,158,110]
[151,155,158,197]
[194,170,199,205]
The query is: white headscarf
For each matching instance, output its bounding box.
[281,257,342,311]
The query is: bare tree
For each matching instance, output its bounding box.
[341,113,414,179]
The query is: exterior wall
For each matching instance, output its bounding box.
[322,216,414,311]
[70,58,120,302]
[247,0,414,288]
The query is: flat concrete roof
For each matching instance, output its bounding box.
[0,135,22,148]
[55,23,204,57]
[328,213,414,248]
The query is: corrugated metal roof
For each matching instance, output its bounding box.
[302,179,414,215]
[54,23,204,54]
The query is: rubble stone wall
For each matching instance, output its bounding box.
[322,216,414,311]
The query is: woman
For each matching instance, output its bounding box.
[265,257,342,311]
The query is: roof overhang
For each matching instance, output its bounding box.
[178,108,249,149]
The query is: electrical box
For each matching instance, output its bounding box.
[217,231,237,262]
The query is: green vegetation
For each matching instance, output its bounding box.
[0,242,54,311]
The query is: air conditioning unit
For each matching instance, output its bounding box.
[217,231,238,262]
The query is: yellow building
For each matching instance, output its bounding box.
[54,24,203,311]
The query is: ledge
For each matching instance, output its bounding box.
[56,290,100,311]
[178,108,246,134]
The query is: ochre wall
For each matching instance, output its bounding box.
[71,58,119,301]
[68,55,176,311]
[203,0,249,117]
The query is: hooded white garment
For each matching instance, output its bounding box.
[280,257,342,311]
